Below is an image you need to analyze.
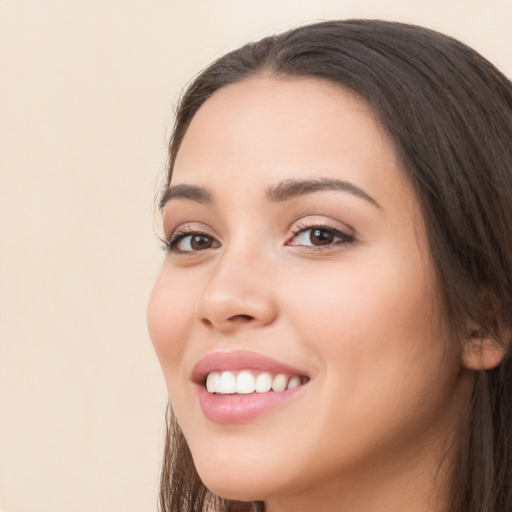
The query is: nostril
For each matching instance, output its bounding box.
[201,318,213,327]
[200,315,254,328]
[229,314,254,323]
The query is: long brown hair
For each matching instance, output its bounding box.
[158,20,512,512]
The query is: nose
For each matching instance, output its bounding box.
[195,246,278,333]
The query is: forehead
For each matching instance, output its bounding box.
[172,76,413,211]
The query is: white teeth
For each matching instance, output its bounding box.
[271,374,288,392]
[206,372,220,393]
[236,371,255,394]
[255,372,272,393]
[205,370,304,394]
[219,371,237,394]
[287,376,301,389]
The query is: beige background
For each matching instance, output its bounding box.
[0,1,511,511]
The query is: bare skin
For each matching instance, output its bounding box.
[148,77,474,512]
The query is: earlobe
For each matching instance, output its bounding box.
[462,326,508,371]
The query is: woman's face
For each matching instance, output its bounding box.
[148,77,471,509]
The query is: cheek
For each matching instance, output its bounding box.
[278,257,458,471]
[285,253,431,335]
[147,273,194,381]
[285,250,448,398]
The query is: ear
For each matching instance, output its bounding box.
[462,325,508,371]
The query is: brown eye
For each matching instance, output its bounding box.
[288,225,354,249]
[309,229,335,246]
[167,232,221,253]
[189,234,214,250]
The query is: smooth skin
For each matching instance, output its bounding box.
[148,77,477,512]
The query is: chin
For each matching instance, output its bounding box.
[198,471,265,502]
[192,454,278,502]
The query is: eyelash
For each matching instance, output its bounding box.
[161,227,217,253]
[162,223,354,253]
[288,222,354,250]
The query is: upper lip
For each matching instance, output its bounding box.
[191,350,310,385]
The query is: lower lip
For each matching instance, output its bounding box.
[197,385,305,424]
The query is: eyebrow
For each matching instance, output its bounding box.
[159,177,380,209]
[159,184,212,209]
[265,178,380,207]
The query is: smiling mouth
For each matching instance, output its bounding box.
[205,370,309,395]
[194,352,310,423]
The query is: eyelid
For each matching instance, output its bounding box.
[162,223,221,253]
[161,218,355,253]
[290,214,355,235]
[286,220,355,249]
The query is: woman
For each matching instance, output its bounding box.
[147,20,512,512]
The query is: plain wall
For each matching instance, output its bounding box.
[1,1,511,511]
